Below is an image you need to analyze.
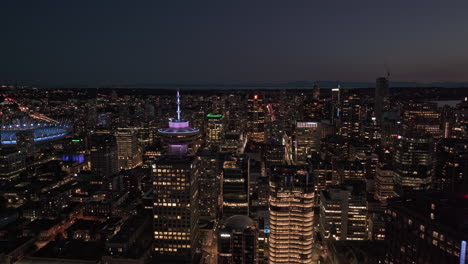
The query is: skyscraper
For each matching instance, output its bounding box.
[218,215,258,264]
[247,94,265,143]
[331,86,341,104]
[433,138,468,192]
[401,101,441,137]
[386,192,468,263]
[206,113,224,146]
[90,133,119,178]
[374,164,395,206]
[0,147,26,182]
[374,77,389,121]
[330,86,341,125]
[452,98,468,140]
[393,133,434,194]
[197,149,221,221]
[116,128,141,170]
[340,89,361,138]
[153,90,201,263]
[269,165,314,264]
[295,121,322,164]
[312,84,320,100]
[222,155,249,217]
[319,181,367,241]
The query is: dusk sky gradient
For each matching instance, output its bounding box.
[1,0,468,86]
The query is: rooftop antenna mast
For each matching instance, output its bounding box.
[385,64,390,80]
[176,89,181,121]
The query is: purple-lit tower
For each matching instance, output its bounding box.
[153,90,201,262]
[158,89,200,155]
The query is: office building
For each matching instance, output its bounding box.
[247,94,265,143]
[90,133,119,178]
[386,192,468,263]
[303,99,324,120]
[295,121,322,164]
[332,86,341,105]
[218,215,258,264]
[197,149,221,221]
[206,113,224,146]
[320,181,367,241]
[221,131,241,153]
[340,89,361,138]
[374,164,395,205]
[310,155,334,196]
[269,165,314,264]
[401,101,441,137]
[116,128,141,170]
[312,84,320,100]
[222,155,249,217]
[434,138,468,191]
[452,98,468,140]
[0,147,26,182]
[330,86,341,125]
[393,133,434,194]
[374,77,389,121]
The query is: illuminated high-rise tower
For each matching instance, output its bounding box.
[247,94,265,142]
[393,133,434,195]
[269,165,314,264]
[375,77,389,121]
[319,181,367,241]
[312,84,320,100]
[340,89,361,138]
[222,155,250,218]
[116,128,141,169]
[158,90,200,156]
[295,121,322,164]
[330,85,341,125]
[206,113,224,146]
[218,215,258,264]
[153,90,201,263]
[331,85,341,104]
[401,101,440,138]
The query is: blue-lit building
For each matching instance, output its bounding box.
[1,122,71,145]
[0,95,71,145]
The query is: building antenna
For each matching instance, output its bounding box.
[385,64,390,80]
[176,88,181,121]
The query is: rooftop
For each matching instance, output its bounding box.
[388,191,468,236]
[224,215,255,230]
[33,239,105,261]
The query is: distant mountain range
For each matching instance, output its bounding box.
[100,81,468,89]
[3,80,468,89]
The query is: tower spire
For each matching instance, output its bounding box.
[176,89,181,121]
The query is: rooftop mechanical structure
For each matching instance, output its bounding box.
[158,89,199,155]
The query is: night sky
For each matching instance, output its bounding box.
[1,0,467,86]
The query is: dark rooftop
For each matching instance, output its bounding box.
[33,239,104,261]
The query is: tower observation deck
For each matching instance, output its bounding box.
[158,90,199,155]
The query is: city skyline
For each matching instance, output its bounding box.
[0,83,467,263]
[1,1,467,263]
